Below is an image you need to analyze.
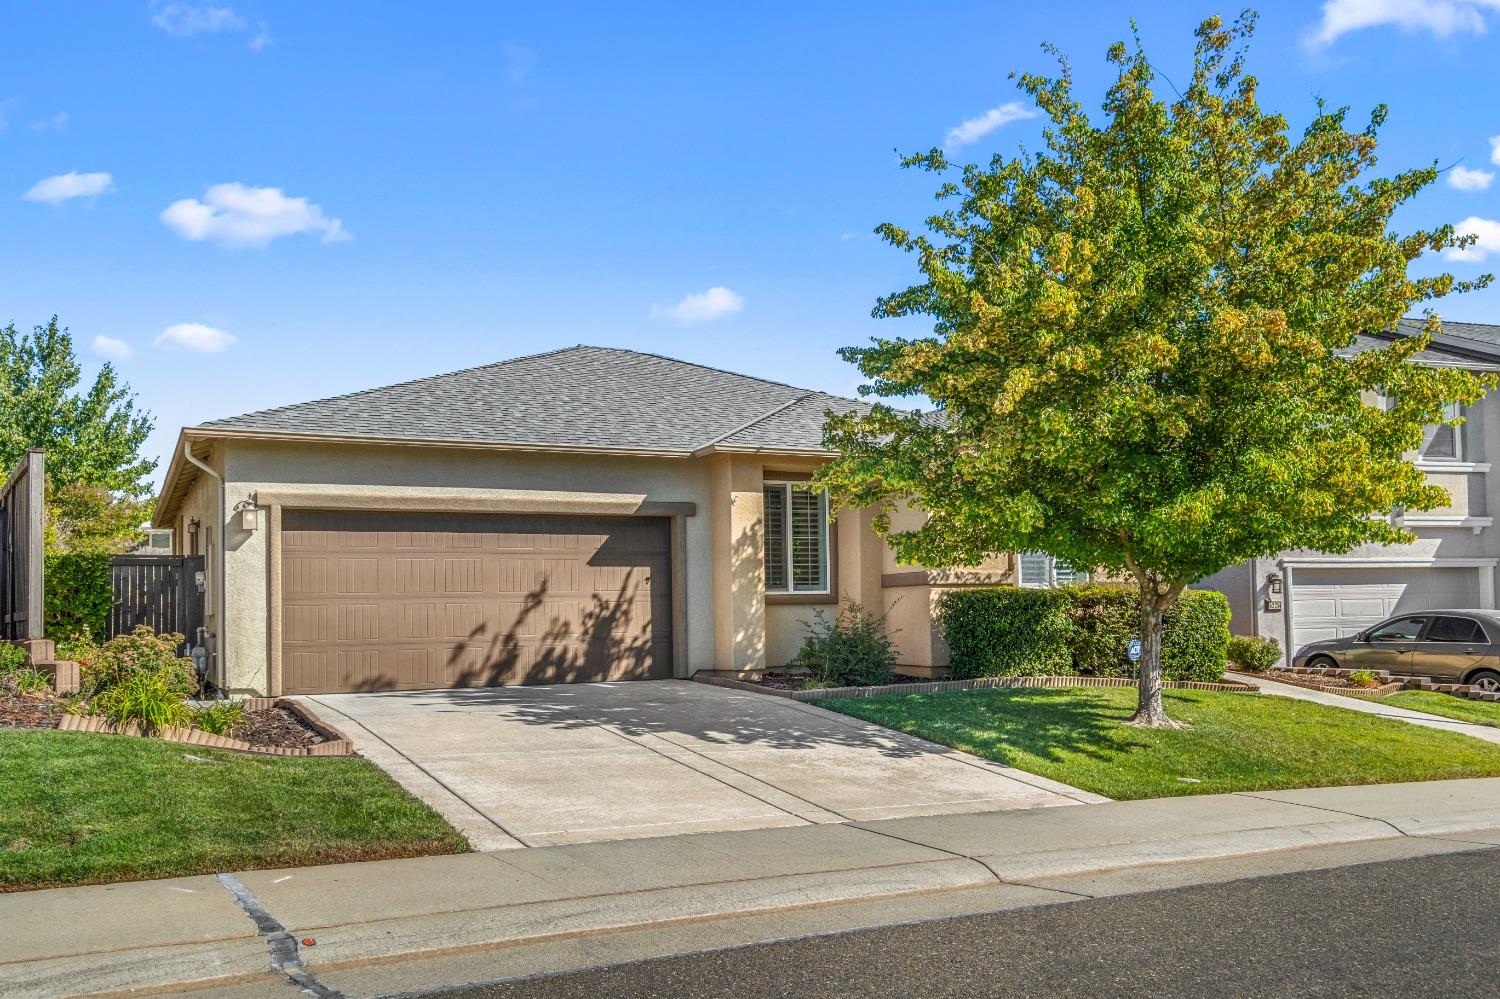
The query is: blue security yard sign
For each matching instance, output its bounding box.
[1126,638,1143,663]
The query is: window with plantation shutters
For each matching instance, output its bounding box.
[1018,551,1087,588]
[762,483,829,593]
[762,486,788,591]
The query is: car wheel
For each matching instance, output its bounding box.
[1467,669,1500,693]
[1307,654,1339,670]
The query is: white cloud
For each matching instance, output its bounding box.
[1491,135,1500,166]
[1307,0,1500,48]
[22,171,114,205]
[29,111,68,132]
[1447,216,1500,262]
[91,336,134,361]
[652,286,745,323]
[945,101,1037,149]
[1450,165,1496,191]
[249,21,272,51]
[161,183,350,248]
[152,3,245,37]
[155,323,236,353]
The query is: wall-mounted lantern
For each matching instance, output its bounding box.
[1264,570,1284,613]
[232,498,261,531]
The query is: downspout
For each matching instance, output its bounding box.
[181,439,226,693]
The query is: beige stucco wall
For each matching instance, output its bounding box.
[210,439,716,694]
[182,436,1019,692]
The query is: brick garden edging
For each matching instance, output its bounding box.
[55,698,354,756]
[693,671,1259,702]
[1253,672,1405,697]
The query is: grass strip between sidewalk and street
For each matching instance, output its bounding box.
[1378,690,1500,729]
[824,686,1500,801]
[0,729,469,892]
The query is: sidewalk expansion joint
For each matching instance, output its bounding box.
[1228,792,1411,839]
[842,821,1096,899]
[216,872,346,999]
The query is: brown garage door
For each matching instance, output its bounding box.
[281,510,672,693]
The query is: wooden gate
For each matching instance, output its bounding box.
[109,555,206,642]
[0,451,45,641]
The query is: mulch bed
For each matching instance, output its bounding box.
[0,694,60,729]
[1262,671,1404,696]
[753,671,929,691]
[229,706,327,749]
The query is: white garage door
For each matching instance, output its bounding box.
[1291,567,1481,650]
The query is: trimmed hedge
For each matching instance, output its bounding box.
[44,550,113,642]
[938,587,1072,679]
[1162,589,1233,683]
[939,584,1231,683]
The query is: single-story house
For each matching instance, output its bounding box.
[1198,318,1500,660]
[153,346,1008,696]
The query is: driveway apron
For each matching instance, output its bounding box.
[300,680,1100,848]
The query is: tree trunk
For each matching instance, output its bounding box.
[1129,575,1186,729]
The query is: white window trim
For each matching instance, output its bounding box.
[763,482,831,595]
[1414,460,1489,474]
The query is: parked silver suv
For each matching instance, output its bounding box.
[1293,610,1500,690]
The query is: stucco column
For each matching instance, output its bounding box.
[708,454,766,671]
[837,505,886,611]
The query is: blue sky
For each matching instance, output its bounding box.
[4,1,1500,484]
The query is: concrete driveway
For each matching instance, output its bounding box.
[299,680,1102,849]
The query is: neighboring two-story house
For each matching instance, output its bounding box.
[1198,319,1500,661]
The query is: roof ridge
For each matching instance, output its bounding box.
[585,345,841,398]
[199,344,590,428]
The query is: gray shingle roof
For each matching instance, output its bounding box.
[199,346,867,454]
[1395,317,1500,364]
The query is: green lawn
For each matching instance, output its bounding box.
[824,686,1500,801]
[1381,691,1500,729]
[0,730,469,891]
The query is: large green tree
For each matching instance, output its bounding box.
[816,13,1492,726]
[0,317,156,553]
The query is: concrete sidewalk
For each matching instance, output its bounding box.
[7,779,1500,998]
[1235,673,1500,745]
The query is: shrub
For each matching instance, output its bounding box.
[1162,590,1232,683]
[44,551,114,642]
[1346,669,1382,689]
[8,669,52,693]
[1061,584,1140,678]
[56,630,101,665]
[940,584,1230,681]
[94,670,191,736]
[793,604,898,687]
[1227,635,1281,673]
[939,588,1072,679]
[193,700,245,735]
[0,642,28,674]
[80,626,195,700]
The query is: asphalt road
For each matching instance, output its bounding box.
[409,850,1500,998]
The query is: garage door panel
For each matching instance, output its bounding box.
[281,510,673,693]
[1292,567,1480,651]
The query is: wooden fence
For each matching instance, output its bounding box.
[0,451,45,641]
[109,555,206,642]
